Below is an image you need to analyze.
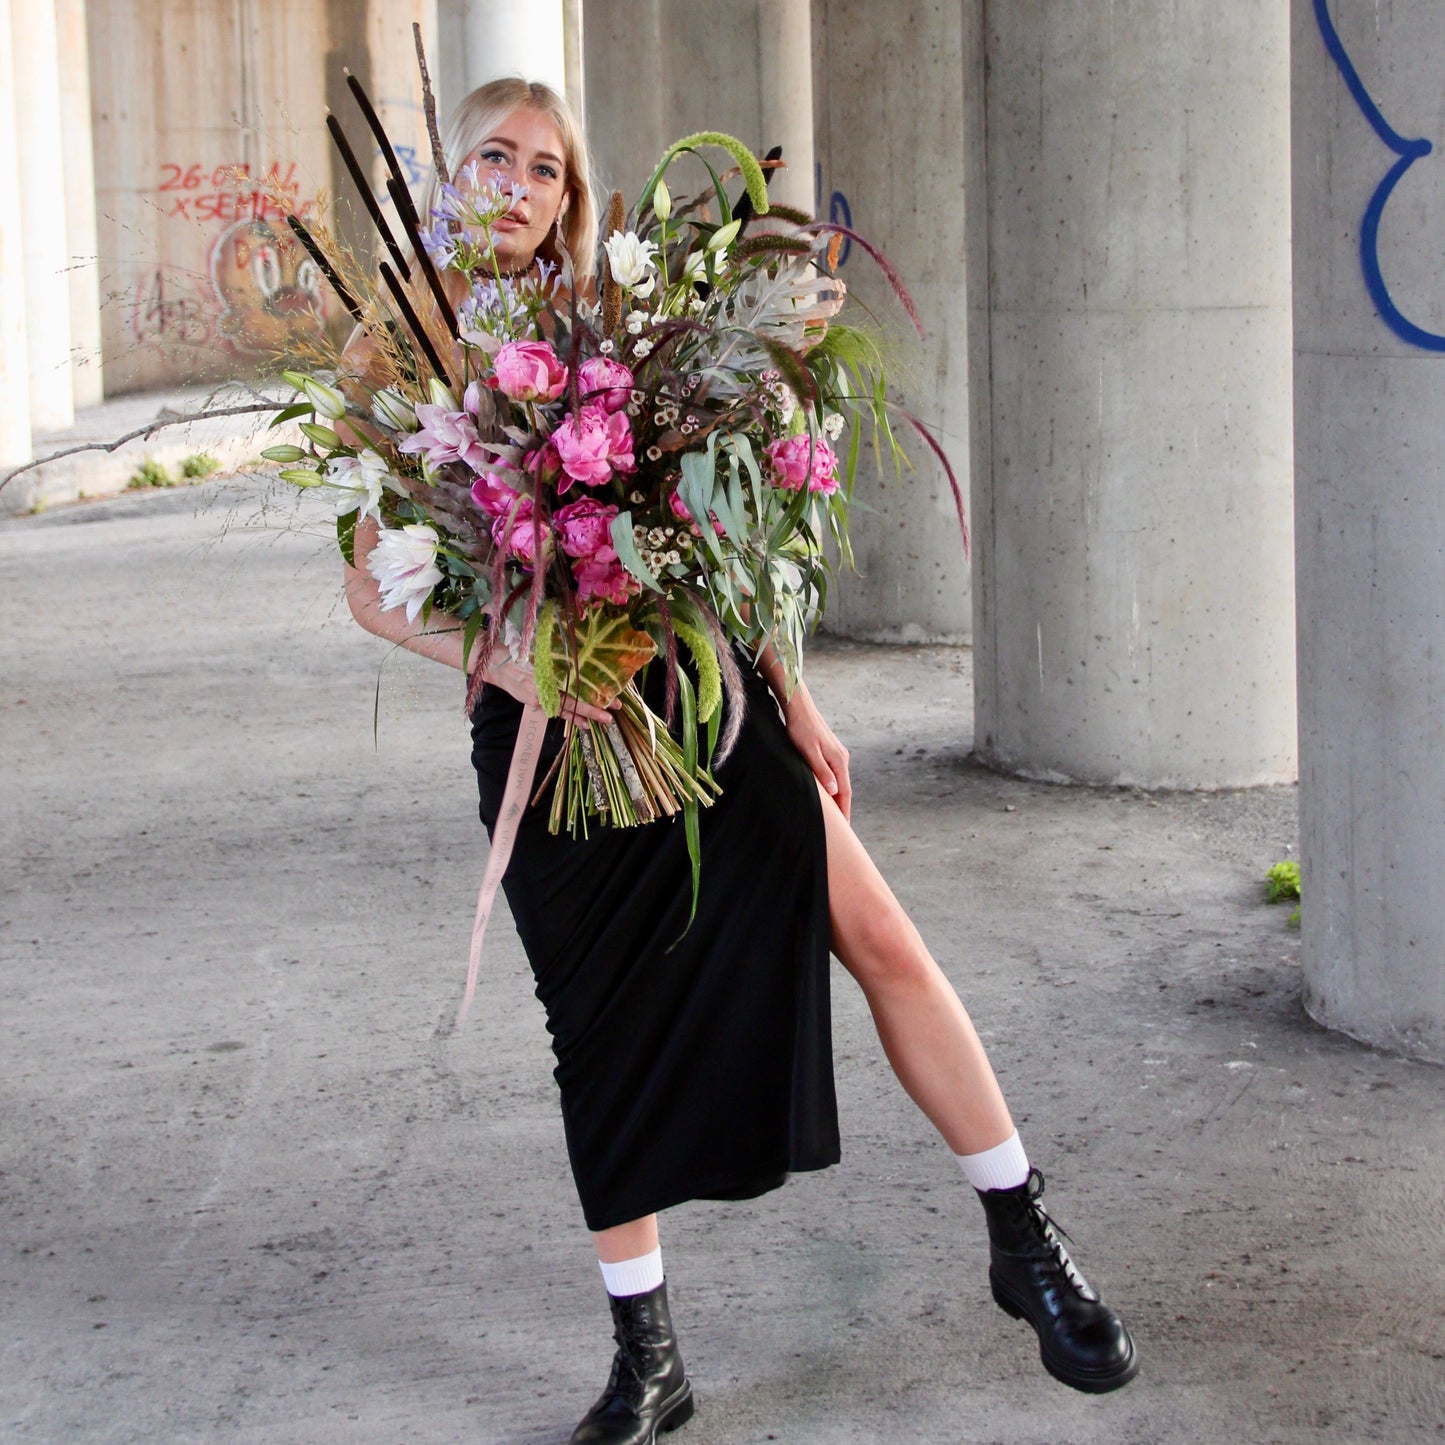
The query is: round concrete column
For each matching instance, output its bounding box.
[972,3,1296,785]
[0,0,33,468]
[56,0,101,410]
[464,0,567,94]
[812,0,972,642]
[1292,0,1445,1060]
[11,0,74,433]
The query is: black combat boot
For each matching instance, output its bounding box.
[976,1168,1139,1393]
[570,1279,694,1444]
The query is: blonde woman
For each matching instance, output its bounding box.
[341,77,1138,1445]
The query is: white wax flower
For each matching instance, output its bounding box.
[319,448,389,521]
[625,310,648,335]
[367,523,443,622]
[822,411,845,439]
[604,230,659,296]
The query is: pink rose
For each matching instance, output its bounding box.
[491,495,551,565]
[553,497,620,559]
[577,355,635,413]
[765,434,839,495]
[551,405,636,492]
[574,548,638,607]
[491,340,568,403]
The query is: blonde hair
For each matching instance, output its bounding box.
[413,78,598,288]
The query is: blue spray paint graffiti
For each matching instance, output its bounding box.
[815,162,853,265]
[1315,0,1445,351]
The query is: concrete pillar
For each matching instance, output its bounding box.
[970,2,1297,787]
[584,1,808,213]
[757,0,812,214]
[56,0,102,409]
[0,0,33,469]
[812,0,970,642]
[466,0,567,93]
[11,0,75,432]
[1292,0,1445,1061]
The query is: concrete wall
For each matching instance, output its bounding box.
[971,1,1297,787]
[1292,0,1445,1061]
[811,0,971,643]
[87,0,433,396]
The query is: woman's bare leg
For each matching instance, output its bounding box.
[594,1214,659,1264]
[817,780,1016,1156]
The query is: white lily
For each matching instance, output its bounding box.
[318,448,389,522]
[604,230,659,296]
[367,523,443,622]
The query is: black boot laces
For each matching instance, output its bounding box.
[1020,1168,1098,1302]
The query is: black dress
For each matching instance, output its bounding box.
[469,649,841,1232]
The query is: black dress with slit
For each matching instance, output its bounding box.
[469,649,840,1232]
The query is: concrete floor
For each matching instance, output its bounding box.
[3,479,1443,1444]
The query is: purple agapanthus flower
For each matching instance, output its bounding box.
[418,220,457,268]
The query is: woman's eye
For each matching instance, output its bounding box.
[534,164,558,181]
[481,149,507,165]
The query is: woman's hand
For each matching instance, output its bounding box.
[781,683,853,821]
[482,657,617,727]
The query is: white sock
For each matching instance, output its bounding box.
[598,1246,664,1298]
[955,1129,1031,1192]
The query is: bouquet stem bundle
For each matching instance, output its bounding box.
[551,682,720,836]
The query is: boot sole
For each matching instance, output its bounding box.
[990,1277,1140,1394]
[657,1379,695,1435]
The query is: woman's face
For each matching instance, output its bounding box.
[460,107,568,272]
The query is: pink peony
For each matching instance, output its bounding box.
[550,405,636,492]
[577,355,635,413]
[765,433,840,495]
[574,548,638,607]
[491,340,568,403]
[491,495,551,566]
[398,401,490,474]
[553,497,620,559]
[470,470,520,518]
[668,487,726,536]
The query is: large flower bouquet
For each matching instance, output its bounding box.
[265,120,960,902]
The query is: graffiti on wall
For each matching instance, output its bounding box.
[132,160,327,358]
[1315,0,1445,351]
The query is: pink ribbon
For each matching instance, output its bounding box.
[455,702,548,1030]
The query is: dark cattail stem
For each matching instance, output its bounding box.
[413,23,449,187]
[326,114,411,281]
[601,189,625,335]
[386,175,459,339]
[346,73,421,229]
[732,145,782,236]
[285,215,364,322]
[379,259,452,390]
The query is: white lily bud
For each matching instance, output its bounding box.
[706,218,741,253]
[301,377,346,420]
[371,387,418,432]
[428,377,460,411]
[653,178,672,223]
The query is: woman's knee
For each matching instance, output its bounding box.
[833,894,934,993]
